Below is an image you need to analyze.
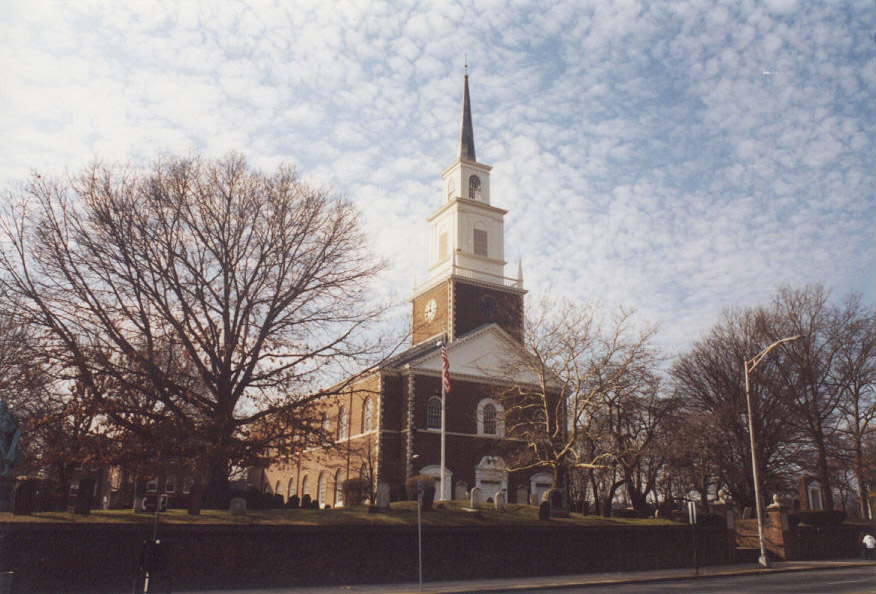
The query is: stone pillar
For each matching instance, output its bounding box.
[765,497,794,560]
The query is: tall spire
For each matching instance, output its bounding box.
[458,72,476,162]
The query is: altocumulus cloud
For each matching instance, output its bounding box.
[0,0,872,353]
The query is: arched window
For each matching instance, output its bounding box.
[427,396,442,430]
[301,475,310,498]
[337,405,347,440]
[469,175,481,200]
[274,480,281,495]
[483,404,497,435]
[263,482,271,494]
[362,398,374,433]
[317,472,327,507]
[477,398,505,437]
[287,477,296,499]
[335,469,346,506]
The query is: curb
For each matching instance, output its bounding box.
[381,561,872,594]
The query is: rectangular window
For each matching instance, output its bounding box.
[146,479,158,493]
[474,229,488,257]
[165,477,176,494]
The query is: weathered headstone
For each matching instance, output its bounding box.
[494,491,505,511]
[12,480,35,516]
[454,483,468,501]
[543,487,569,518]
[376,482,391,510]
[538,501,550,521]
[0,478,13,513]
[188,484,203,516]
[516,485,528,505]
[742,507,754,519]
[469,486,483,509]
[229,497,247,515]
[74,478,95,516]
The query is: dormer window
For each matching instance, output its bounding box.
[469,175,481,200]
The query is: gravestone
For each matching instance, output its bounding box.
[516,486,528,505]
[12,479,37,516]
[529,493,538,506]
[0,478,13,513]
[742,507,754,519]
[188,484,203,516]
[469,486,483,509]
[376,482,391,510]
[454,483,468,501]
[74,478,95,516]
[538,501,550,521]
[494,491,505,511]
[229,497,247,515]
[12,480,35,516]
[543,487,569,518]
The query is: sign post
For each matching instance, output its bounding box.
[688,501,698,575]
[417,479,423,591]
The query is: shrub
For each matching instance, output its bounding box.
[342,478,370,506]
[285,495,300,509]
[300,494,311,508]
[405,475,436,510]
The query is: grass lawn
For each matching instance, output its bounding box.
[0,501,677,527]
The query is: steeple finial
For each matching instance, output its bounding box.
[458,68,476,162]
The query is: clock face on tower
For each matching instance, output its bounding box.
[424,299,437,322]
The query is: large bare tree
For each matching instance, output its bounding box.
[0,154,386,504]
[766,285,875,513]
[496,297,658,503]
[672,306,801,511]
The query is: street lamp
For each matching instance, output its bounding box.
[744,335,801,568]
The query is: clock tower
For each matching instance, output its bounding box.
[410,74,525,345]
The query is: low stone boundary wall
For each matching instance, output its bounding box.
[0,522,730,593]
[734,509,867,560]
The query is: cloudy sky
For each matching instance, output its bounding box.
[1,0,873,354]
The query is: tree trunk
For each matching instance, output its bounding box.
[203,453,230,509]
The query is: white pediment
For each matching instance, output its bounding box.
[406,324,547,387]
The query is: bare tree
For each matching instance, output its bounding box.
[833,299,876,518]
[496,296,658,503]
[672,306,801,511]
[767,286,875,513]
[0,154,387,504]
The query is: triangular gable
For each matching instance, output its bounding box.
[403,323,546,387]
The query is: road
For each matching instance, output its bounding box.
[483,567,876,593]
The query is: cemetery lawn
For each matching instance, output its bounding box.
[0,501,676,527]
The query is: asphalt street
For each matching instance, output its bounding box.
[488,566,876,593]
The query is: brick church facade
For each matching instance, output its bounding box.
[261,75,553,507]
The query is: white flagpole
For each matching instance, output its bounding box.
[439,337,447,501]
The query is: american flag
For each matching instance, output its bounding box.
[441,342,451,394]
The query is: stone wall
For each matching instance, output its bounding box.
[734,507,866,560]
[0,522,730,593]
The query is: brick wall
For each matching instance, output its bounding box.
[0,522,731,593]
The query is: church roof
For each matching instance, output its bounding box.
[381,323,548,387]
[458,74,476,162]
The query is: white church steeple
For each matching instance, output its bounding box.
[424,74,508,288]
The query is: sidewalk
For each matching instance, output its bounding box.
[176,559,874,593]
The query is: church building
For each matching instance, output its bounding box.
[261,75,553,507]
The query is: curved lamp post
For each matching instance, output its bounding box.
[744,335,801,568]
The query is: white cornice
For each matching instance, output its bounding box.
[427,196,507,222]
